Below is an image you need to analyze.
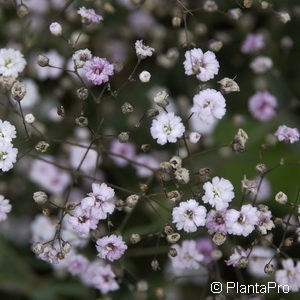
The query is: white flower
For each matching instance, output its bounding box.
[183,48,219,82]
[0,195,12,222]
[0,120,16,143]
[72,49,92,68]
[49,22,62,36]
[225,204,259,237]
[25,113,35,124]
[139,70,151,82]
[250,56,273,73]
[275,259,300,292]
[226,246,250,267]
[135,40,155,59]
[81,183,115,220]
[257,205,275,235]
[202,176,234,210]
[172,199,207,232]
[0,48,26,77]
[0,142,18,172]
[150,112,185,145]
[191,89,226,125]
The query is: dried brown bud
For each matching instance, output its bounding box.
[174,168,190,184]
[198,168,211,183]
[146,108,159,118]
[168,247,177,257]
[172,16,181,27]
[17,4,29,18]
[126,194,140,208]
[232,128,248,153]
[0,76,16,92]
[76,87,88,100]
[118,132,130,143]
[164,225,174,235]
[130,233,141,244]
[218,77,240,94]
[167,190,181,202]
[121,102,134,114]
[237,256,249,268]
[243,0,253,8]
[151,259,160,271]
[11,81,26,101]
[33,191,48,205]
[169,156,182,169]
[212,232,226,246]
[166,233,180,243]
[275,192,288,204]
[256,163,267,174]
[264,263,274,275]
[57,105,65,117]
[284,237,293,247]
[141,144,150,153]
[35,141,50,153]
[75,115,88,127]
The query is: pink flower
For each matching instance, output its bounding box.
[275,125,300,144]
[241,33,265,54]
[66,253,89,275]
[81,261,119,293]
[77,7,103,24]
[68,206,98,236]
[84,57,114,85]
[183,48,219,82]
[110,139,136,167]
[226,246,250,266]
[205,209,228,235]
[0,195,12,222]
[134,154,160,177]
[172,199,207,232]
[248,91,277,121]
[225,204,259,237]
[96,234,127,261]
[81,183,115,220]
[170,240,204,270]
[196,238,216,264]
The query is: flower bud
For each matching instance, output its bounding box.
[169,156,182,170]
[35,141,50,153]
[212,232,226,246]
[228,8,242,20]
[167,190,181,202]
[126,194,140,208]
[139,71,151,83]
[146,108,159,118]
[164,225,174,235]
[232,128,248,153]
[75,115,88,127]
[243,0,253,8]
[25,113,35,124]
[189,132,201,144]
[166,233,180,243]
[168,247,177,257]
[256,163,267,174]
[172,16,181,27]
[33,243,44,254]
[278,11,291,24]
[118,132,130,143]
[264,263,274,275]
[130,233,141,244]
[33,191,48,205]
[121,102,134,114]
[63,242,72,253]
[76,87,88,100]
[49,22,62,36]
[174,168,190,184]
[198,168,211,183]
[141,144,150,152]
[151,259,160,271]
[11,81,26,101]
[218,77,240,94]
[17,4,29,18]
[154,90,169,108]
[275,192,287,204]
[203,0,218,12]
[37,55,49,67]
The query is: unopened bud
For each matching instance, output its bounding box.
[154,90,169,108]
[243,0,253,8]
[275,192,287,204]
[212,232,226,246]
[264,263,274,275]
[166,233,180,243]
[174,167,190,184]
[167,190,181,202]
[203,0,218,12]
[141,144,150,152]
[126,194,140,208]
[130,233,141,244]
[17,4,29,18]
[218,77,240,94]
[37,55,49,67]
[256,163,267,174]
[169,156,182,169]
[35,141,50,153]
[121,102,134,114]
[118,132,130,143]
[75,115,88,127]
[146,108,159,118]
[76,87,88,100]
[232,128,248,153]
[168,247,177,257]
[237,256,248,268]
[151,259,160,271]
[33,191,48,205]
[172,16,181,27]
[11,81,26,101]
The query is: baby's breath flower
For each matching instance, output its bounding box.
[33,191,48,205]
[49,22,62,36]
[139,70,151,83]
